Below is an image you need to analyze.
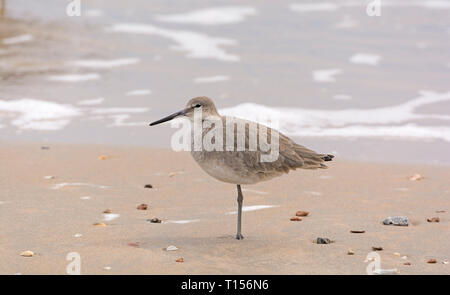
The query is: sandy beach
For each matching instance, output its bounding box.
[0,143,448,275]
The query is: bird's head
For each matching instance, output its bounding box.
[149,96,219,126]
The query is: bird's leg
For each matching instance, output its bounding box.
[236,184,244,240]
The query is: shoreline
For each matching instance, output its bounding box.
[1,143,449,274]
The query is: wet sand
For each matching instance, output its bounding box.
[0,144,449,274]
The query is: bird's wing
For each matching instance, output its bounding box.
[223,116,333,173]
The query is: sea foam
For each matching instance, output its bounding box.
[220,91,450,142]
[107,23,239,62]
[0,99,81,130]
[156,6,256,25]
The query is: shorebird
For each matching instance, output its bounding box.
[150,96,333,240]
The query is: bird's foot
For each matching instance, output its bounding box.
[235,233,244,240]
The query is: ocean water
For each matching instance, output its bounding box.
[0,0,449,165]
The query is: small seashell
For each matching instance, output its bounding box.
[401,256,408,260]
[408,173,423,181]
[44,176,55,180]
[295,211,309,217]
[93,222,106,227]
[148,218,162,223]
[137,203,148,210]
[442,260,449,265]
[427,258,437,264]
[103,266,111,270]
[347,249,355,255]
[98,155,107,160]
[103,208,112,214]
[427,217,440,223]
[403,262,411,266]
[74,233,82,238]
[372,246,383,251]
[176,258,184,263]
[435,210,446,213]
[168,172,176,177]
[393,252,401,256]
[382,216,409,226]
[165,245,178,251]
[350,230,365,233]
[144,184,153,189]
[290,216,302,221]
[127,242,140,247]
[20,251,34,257]
[80,196,91,200]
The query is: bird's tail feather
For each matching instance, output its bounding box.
[293,144,334,169]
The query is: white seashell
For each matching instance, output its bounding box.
[166,245,178,251]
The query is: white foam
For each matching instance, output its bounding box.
[85,9,104,17]
[289,3,338,12]
[52,183,110,190]
[156,6,256,25]
[220,91,450,142]
[418,1,450,9]
[92,107,148,114]
[47,73,100,82]
[165,219,200,224]
[194,75,230,83]
[349,53,381,66]
[333,94,352,100]
[0,99,81,130]
[78,97,105,105]
[125,89,152,96]
[106,114,149,127]
[226,205,279,215]
[289,1,450,12]
[107,23,239,62]
[2,34,34,45]
[68,58,139,69]
[103,213,120,221]
[312,69,342,82]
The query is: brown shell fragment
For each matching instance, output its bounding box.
[427,217,440,223]
[372,246,383,251]
[350,230,365,233]
[176,258,184,263]
[137,204,148,210]
[295,211,309,217]
[290,216,302,221]
[20,251,34,257]
[93,222,106,227]
[427,259,437,264]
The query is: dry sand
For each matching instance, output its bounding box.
[0,144,449,274]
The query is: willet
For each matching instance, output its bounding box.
[150,96,333,240]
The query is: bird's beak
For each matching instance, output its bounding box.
[149,108,190,126]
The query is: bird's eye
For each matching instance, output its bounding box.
[194,104,201,108]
